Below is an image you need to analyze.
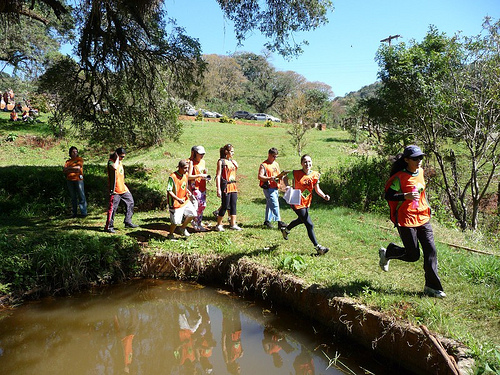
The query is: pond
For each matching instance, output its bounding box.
[0,279,401,374]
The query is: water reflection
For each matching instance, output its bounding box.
[0,279,389,375]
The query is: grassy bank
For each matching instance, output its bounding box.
[0,115,499,372]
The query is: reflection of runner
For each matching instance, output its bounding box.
[221,306,243,374]
[114,309,138,374]
[195,305,216,374]
[261,325,294,368]
[173,305,202,374]
[293,345,315,375]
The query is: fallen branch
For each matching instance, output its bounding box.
[420,325,460,375]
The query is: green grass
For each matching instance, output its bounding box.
[0,116,499,371]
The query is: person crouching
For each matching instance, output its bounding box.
[167,160,197,240]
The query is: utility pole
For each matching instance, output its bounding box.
[380,34,402,46]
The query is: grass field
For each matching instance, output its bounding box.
[1,113,499,372]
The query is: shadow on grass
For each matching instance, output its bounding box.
[323,137,353,144]
[0,164,167,218]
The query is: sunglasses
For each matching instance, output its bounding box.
[410,156,424,161]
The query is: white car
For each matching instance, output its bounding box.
[251,113,268,121]
[267,115,281,122]
[202,110,216,118]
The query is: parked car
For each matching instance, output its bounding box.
[267,115,281,122]
[250,113,281,122]
[202,110,216,118]
[185,108,197,116]
[250,113,268,121]
[232,110,253,119]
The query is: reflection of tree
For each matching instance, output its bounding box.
[293,345,315,375]
[221,304,244,375]
[261,325,294,368]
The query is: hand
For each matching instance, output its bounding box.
[405,191,419,201]
[177,197,185,204]
[324,194,330,201]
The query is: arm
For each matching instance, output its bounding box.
[167,190,186,205]
[257,164,271,182]
[314,183,330,201]
[216,159,222,198]
[63,160,82,174]
[188,160,208,181]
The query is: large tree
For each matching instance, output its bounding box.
[0,1,73,80]
[234,52,297,113]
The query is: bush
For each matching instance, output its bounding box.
[219,115,235,124]
[321,156,390,213]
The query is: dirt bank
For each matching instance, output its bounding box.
[139,251,474,375]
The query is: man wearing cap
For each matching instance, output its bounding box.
[379,145,446,298]
[188,145,210,231]
[167,159,197,239]
[104,147,138,233]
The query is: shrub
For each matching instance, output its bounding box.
[321,156,389,212]
[219,115,235,124]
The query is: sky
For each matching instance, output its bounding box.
[164,0,500,97]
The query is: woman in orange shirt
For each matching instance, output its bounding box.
[380,145,445,298]
[281,154,330,256]
[215,144,242,231]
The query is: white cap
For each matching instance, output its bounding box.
[192,145,206,154]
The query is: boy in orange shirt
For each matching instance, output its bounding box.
[104,147,138,233]
[167,160,197,239]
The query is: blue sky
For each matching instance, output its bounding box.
[165,0,499,97]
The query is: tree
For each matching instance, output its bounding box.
[0,2,73,80]
[201,54,247,105]
[234,52,295,113]
[444,18,500,230]
[372,21,500,230]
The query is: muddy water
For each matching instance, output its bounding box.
[0,279,393,375]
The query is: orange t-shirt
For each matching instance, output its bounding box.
[222,159,238,193]
[167,171,189,209]
[288,170,320,209]
[385,168,431,227]
[108,159,128,194]
[64,157,84,181]
[259,160,280,189]
[190,159,207,192]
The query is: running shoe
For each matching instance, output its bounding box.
[379,247,390,272]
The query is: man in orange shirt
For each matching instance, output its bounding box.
[105,147,138,233]
[63,146,87,218]
[167,159,197,239]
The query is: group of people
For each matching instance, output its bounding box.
[64,143,446,298]
[2,90,38,122]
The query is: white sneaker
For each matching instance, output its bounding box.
[216,225,225,232]
[181,228,190,237]
[379,247,390,272]
[229,225,242,231]
[424,286,446,298]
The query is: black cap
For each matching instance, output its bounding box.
[403,145,425,158]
